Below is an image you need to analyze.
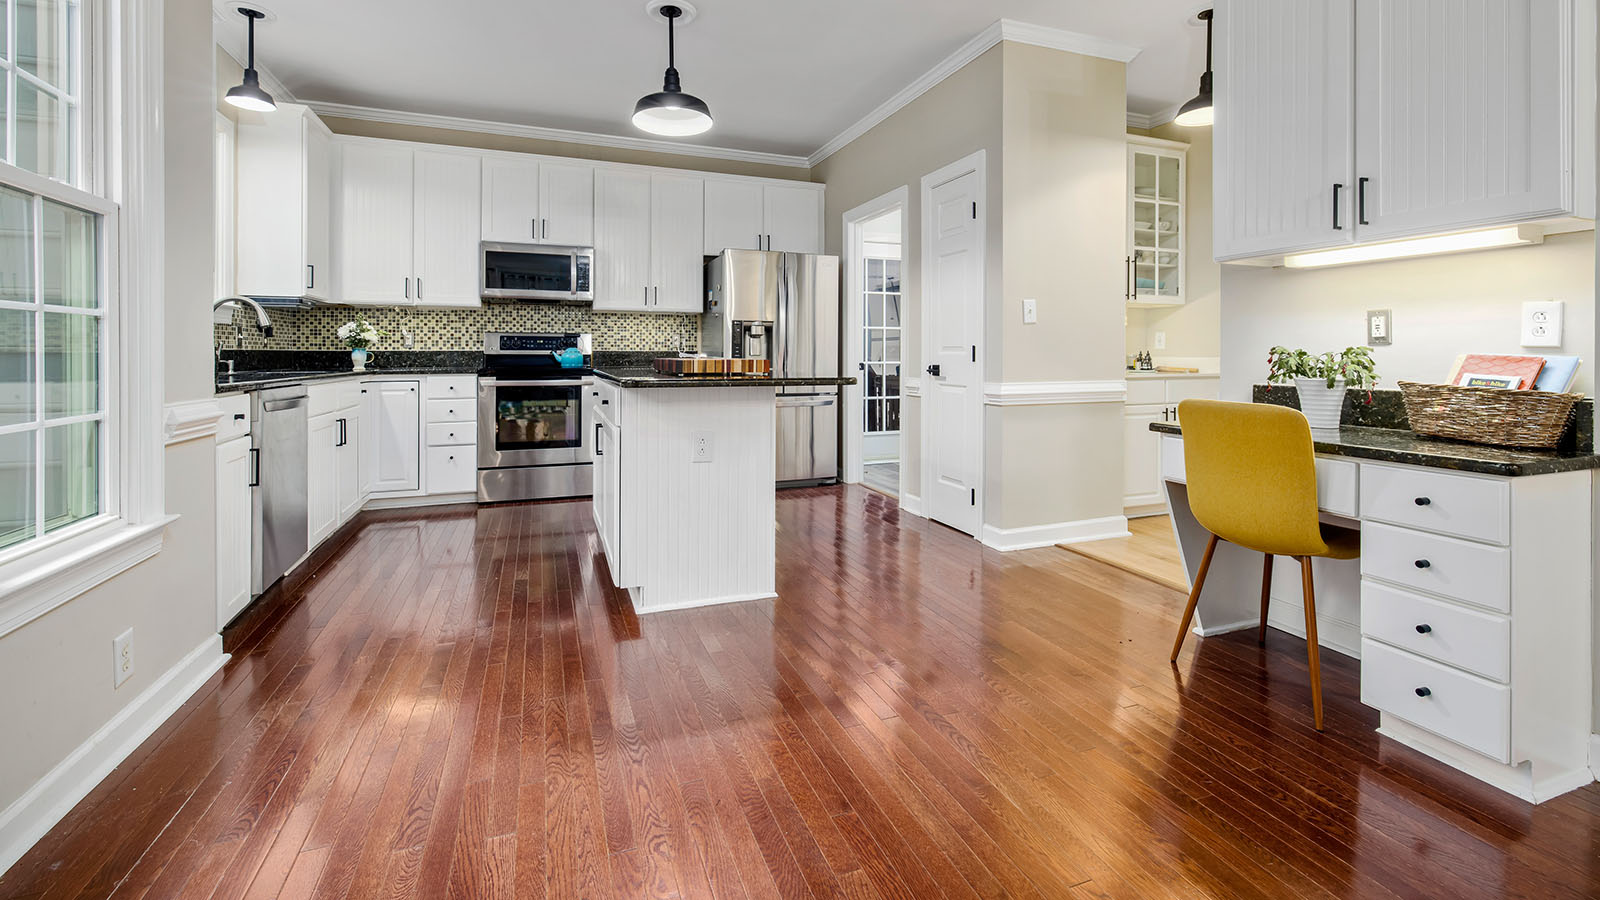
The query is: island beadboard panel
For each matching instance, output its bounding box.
[214,304,700,352]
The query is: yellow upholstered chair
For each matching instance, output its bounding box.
[1168,399,1360,730]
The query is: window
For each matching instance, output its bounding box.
[3,0,82,184]
[862,257,901,434]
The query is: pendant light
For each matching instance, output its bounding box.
[225,7,276,113]
[1174,8,1213,127]
[633,5,713,136]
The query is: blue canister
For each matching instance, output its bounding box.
[554,347,585,368]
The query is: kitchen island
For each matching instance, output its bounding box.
[589,367,853,614]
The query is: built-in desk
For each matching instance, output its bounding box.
[1152,420,1598,803]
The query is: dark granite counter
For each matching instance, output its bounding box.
[1150,421,1600,477]
[214,350,483,395]
[592,366,855,389]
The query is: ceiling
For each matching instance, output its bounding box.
[220,0,1210,162]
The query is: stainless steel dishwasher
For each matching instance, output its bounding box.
[251,385,309,595]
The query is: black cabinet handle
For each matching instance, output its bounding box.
[307,263,315,289]
[594,422,603,455]
[1414,559,1431,569]
[1358,177,1370,225]
[926,364,941,377]
[1414,497,1431,506]
[1332,183,1343,230]
[1415,623,1432,634]
[249,448,260,487]
[1125,255,1131,299]
[1414,686,1431,698]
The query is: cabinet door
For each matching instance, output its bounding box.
[650,174,705,313]
[1123,405,1166,510]
[1128,145,1185,303]
[763,184,822,253]
[340,142,415,305]
[371,381,421,493]
[303,117,333,301]
[1353,0,1578,241]
[540,162,595,246]
[215,435,252,629]
[593,169,653,311]
[413,151,482,308]
[480,157,542,243]
[236,104,320,299]
[337,414,362,524]
[308,412,339,546]
[1213,0,1356,260]
[703,179,764,254]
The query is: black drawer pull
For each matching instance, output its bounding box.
[1414,497,1431,506]
[1414,686,1431,698]
[1415,624,1432,634]
[1414,559,1431,569]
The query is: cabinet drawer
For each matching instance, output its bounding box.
[593,379,621,426]
[425,398,475,424]
[1125,379,1165,405]
[1360,580,1510,682]
[1360,521,1509,613]
[1359,638,1510,763]
[426,374,477,400]
[426,422,474,447]
[1314,458,1359,518]
[1360,464,1509,544]
[336,379,364,411]
[1165,379,1219,403]
[426,445,476,494]
[307,381,340,417]
[217,394,251,442]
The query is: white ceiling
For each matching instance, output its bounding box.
[221,0,1210,161]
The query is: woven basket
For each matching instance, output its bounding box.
[1398,381,1582,449]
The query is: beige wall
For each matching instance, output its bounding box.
[1126,123,1221,361]
[1,0,220,816]
[1219,233,1597,401]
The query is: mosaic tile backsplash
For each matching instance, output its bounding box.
[215,304,700,353]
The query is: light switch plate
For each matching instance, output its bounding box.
[1021,298,1037,324]
[1154,331,1166,350]
[1366,309,1392,345]
[1520,300,1563,347]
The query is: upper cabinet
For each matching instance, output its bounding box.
[1126,138,1187,305]
[1214,0,1594,262]
[593,170,705,313]
[480,157,595,245]
[338,144,481,307]
[413,151,482,307]
[703,179,823,254]
[235,104,335,302]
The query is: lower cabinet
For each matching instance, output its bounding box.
[592,408,622,576]
[423,375,478,496]
[368,380,421,493]
[1124,375,1218,514]
[215,432,253,630]
[308,384,365,547]
[426,446,476,494]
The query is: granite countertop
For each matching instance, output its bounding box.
[1125,370,1220,380]
[1150,421,1600,477]
[593,366,856,389]
[213,350,483,395]
[215,366,479,394]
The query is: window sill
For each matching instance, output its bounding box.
[0,515,177,639]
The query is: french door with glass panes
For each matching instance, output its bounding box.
[862,257,901,454]
[1126,139,1186,305]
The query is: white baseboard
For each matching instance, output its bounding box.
[1590,733,1600,782]
[981,515,1130,552]
[1265,602,1362,659]
[0,635,226,876]
[629,588,778,615]
[899,493,924,517]
[1380,715,1595,804]
[363,492,479,510]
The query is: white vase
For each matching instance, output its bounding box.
[351,348,369,372]
[1294,377,1346,430]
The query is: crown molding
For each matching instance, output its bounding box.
[212,10,297,107]
[1126,110,1156,129]
[305,102,812,169]
[809,18,1142,167]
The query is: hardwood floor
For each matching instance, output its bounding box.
[1060,514,1188,592]
[4,485,1598,899]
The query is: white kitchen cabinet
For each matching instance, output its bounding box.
[1124,376,1217,514]
[1126,137,1187,305]
[540,162,595,246]
[414,151,482,307]
[307,411,339,547]
[336,408,363,524]
[338,141,416,304]
[762,184,823,254]
[235,104,334,302]
[481,157,595,245]
[703,180,824,254]
[650,174,706,312]
[592,407,622,577]
[368,380,421,493]
[593,169,654,311]
[215,433,253,630]
[422,375,477,497]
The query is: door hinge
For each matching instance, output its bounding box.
[970,488,976,506]
[971,201,977,220]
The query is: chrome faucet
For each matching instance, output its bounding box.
[213,296,274,375]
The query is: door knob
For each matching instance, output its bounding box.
[926,364,941,377]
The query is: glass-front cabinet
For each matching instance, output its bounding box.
[1126,137,1187,305]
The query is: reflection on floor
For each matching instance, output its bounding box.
[1061,513,1188,592]
[862,460,899,497]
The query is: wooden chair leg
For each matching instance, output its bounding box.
[1257,553,1274,647]
[1171,533,1219,663]
[1300,556,1325,731]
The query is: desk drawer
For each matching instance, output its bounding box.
[1360,522,1509,613]
[1360,638,1510,762]
[1360,580,1509,682]
[1315,458,1359,518]
[425,398,474,424]
[426,422,473,447]
[1360,464,1509,544]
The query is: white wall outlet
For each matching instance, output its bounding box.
[1366,309,1392,345]
[691,431,713,463]
[1154,331,1167,350]
[1021,298,1037,324]
[401,329,416,349]
[1520,300,1563,348]
[113,628,133,688]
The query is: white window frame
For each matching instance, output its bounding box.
[860,255,902,438]
[0,0,172,638]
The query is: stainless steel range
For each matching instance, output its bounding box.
[476,332,594,502]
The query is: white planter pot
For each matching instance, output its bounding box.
[351,348,370,372]
[1293,377,1346,430]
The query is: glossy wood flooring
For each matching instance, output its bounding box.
[5,486,1599,899]
[1059,515,1188,593]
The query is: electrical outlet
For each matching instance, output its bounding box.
[401,329,416,349]
[691,431,713,463]
[1021,298,1037,324]
[113,628,133,688]
[1154,331,1167,350]
[1520,300,1563,348]
[1367,309,1392,345]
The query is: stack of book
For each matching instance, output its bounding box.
[1444,353,1581,392]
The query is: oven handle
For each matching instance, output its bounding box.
[480,378,591,387]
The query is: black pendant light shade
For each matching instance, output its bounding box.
[1175,8,1213,127]
[225,8,276,112]
[633,5,713,136]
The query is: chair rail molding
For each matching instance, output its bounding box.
[982,380,1128,406]
[164,399,226,445]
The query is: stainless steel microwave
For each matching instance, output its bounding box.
[480,241,594,303]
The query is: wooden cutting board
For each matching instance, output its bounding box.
[652,357,771,376]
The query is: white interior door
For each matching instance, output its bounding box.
[922,167,982,536]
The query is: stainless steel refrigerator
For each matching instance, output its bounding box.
[703,249,840,485]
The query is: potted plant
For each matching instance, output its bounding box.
[1266,345,1378,429]
[336,317,385,372]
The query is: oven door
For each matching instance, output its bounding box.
[476,379,591,468]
